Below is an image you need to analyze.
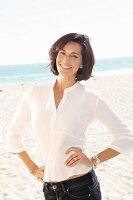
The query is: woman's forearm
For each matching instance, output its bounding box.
[17,151,39,173]
[98,148,120,164]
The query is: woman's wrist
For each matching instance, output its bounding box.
[91,154,100,169]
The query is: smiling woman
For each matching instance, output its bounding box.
[7,33,133,200]
[49,33,95,81]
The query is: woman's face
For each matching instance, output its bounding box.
[56,41,83,79]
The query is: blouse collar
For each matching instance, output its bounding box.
[51,79,80,93]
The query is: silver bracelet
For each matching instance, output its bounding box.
[92,154,100,169]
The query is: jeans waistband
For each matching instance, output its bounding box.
[43,169,97,192]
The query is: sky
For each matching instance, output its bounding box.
[0,0,133,65]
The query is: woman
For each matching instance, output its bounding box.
[7,33,133,200]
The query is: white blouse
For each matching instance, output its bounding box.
[7,81,133,182]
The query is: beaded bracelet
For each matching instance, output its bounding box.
[92,154,100,169]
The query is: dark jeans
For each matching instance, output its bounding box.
[43,169,102,200]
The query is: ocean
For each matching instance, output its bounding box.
[0,57,133,84]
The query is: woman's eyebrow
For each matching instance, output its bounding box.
[60,48,80,56]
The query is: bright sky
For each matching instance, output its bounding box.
[0,0,133,65]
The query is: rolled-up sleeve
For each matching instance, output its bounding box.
[96,97,133,159]
[7,92,31,153]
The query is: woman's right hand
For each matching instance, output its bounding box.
[31,165,45,183]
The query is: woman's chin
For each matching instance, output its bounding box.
[58,68,72,76]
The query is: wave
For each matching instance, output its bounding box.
[93,68,133,77]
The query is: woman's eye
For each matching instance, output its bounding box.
[71,55,78,58]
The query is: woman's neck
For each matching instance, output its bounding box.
[55,76,77,92]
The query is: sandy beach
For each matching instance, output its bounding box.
[0,73,133,200]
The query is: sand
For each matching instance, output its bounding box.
[0,73,133,200]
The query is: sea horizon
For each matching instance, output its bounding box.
[0,56,133,84]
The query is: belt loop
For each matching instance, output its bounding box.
[60,182,66,193]
[44,182,49,191]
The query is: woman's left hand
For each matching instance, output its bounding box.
[65,147,93,167]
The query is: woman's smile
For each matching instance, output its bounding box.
[56,41,83,78]
[60,64,72,70]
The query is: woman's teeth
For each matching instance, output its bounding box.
[61,65,71,69]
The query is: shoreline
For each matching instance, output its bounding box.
[0,68,133,85]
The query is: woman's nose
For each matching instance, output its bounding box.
[62,55,70,64]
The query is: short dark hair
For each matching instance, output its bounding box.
[49,33,95,81]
